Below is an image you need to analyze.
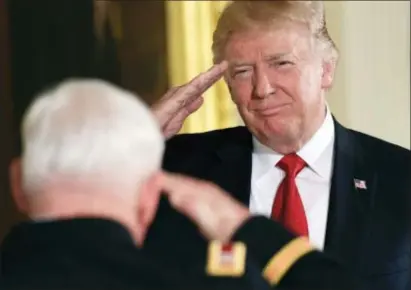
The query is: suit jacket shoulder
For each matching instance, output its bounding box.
[350,129,411,211]
[351,129,410,170]
[164,126,251,171]
[165,126,249,152]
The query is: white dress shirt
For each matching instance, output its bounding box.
[249,108,335,250]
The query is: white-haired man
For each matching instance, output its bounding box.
[0,79,188,290]
[146,1,410,290]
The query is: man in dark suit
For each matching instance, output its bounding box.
[145,1,411,290]
[0,78,359,290]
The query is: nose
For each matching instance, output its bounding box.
[253,70,275,99]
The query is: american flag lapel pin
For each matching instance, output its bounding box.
[206,241,246,277]
[354,178,367,190]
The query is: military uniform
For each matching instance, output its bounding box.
[0,217,203,290]
[206,216,359,290]
[0,216,358,290]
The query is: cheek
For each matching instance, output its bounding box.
[229,81,253,106]
[298,77,321,105]
[276,70,319,105]
[300,66,323,98]
[270,70,304,102]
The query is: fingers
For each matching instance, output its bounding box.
[160,172,200,195]
[166,97,203,126]
[160,96,203,139]
[159,61,225,118]
[160,86,180,101]
[185,61,228,97]
[173,61,228,106]
[189,61,228,87]
[159,171,251,242]
[151,87,179,124]
[159,172,202,210]
[170,95,204,122]
[178,96,204,118]
[152,61,227,134]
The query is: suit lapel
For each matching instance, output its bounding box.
[324,120,377,269]
[208,127,253,206]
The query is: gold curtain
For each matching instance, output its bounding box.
[166,0,239,134]
[93,1,122,41]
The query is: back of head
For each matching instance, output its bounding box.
[212,1,338,63]
[21,79,164,196]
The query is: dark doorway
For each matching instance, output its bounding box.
[0,0,168,239]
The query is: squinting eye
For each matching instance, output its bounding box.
[233,70,251,78]
[272,61,293,67]
[235,70,248,75]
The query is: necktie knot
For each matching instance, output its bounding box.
[276,153,306,177]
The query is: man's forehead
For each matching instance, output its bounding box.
[224,29,311,65]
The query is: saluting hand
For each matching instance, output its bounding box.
[151,61,228,140]
[159,171,250,243]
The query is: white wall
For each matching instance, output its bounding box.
[325,1,410,149]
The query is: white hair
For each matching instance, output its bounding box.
[21,79,164,195]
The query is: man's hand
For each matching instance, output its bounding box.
[160,171,250,242]
[151,61,228,140]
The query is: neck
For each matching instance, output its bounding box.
[27,186,142,245]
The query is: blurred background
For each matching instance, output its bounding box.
[0,0,409,238]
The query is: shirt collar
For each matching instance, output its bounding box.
[252,105,335,178]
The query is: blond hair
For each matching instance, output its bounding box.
[212,1,338,63]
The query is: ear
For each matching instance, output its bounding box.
[321,59,336,90]
[9,158,29,213]
[135,172,162,245]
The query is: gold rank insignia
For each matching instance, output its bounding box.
[263,236,314,285]
[206,241,246,277]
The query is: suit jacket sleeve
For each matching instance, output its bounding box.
[232,216,360,290]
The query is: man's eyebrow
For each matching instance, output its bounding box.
[229,53,292,68]
[264,53,291,61]
[229,61,254,68]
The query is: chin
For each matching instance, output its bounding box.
[265,115,291,131]
[258,118,299,142]
[243,111,296,136]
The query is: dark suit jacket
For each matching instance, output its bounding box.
[0,217,200,290]
[145,120,411,290]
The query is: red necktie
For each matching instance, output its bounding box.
[271,153,309,237]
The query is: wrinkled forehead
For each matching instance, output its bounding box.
[224,23,314,63]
